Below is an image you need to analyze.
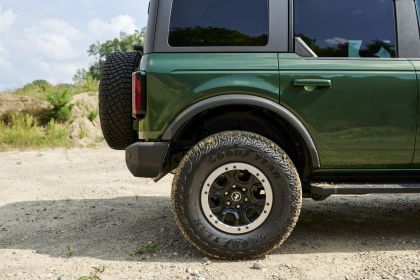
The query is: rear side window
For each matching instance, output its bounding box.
[295,0,397,58]
[168,0,269,47]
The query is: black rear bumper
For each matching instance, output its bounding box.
[125,142,170,178]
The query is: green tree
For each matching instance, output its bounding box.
[74,28,145,82]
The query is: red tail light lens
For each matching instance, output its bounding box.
[132,72,146,118]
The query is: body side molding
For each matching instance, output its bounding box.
[161,94,321,169]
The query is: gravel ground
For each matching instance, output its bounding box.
[0,148,420,280]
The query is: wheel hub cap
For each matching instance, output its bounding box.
[201,162,273,234]
[231,191,242,202]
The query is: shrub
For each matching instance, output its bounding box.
[74,75,99,93]
[88,109,99,122]
[31,80,51,92]
[0,113,71,151]
[10,80,52,99]
[45,89,73,122]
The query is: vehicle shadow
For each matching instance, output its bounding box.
[0,194,420,262]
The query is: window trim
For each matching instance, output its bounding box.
[415,0,420,36]
[292,0,399,59]
[154,0,289,53]
[394,0,420,58]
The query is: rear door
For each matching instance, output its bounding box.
[280,0,417,169]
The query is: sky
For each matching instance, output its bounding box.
[0,0,149,90]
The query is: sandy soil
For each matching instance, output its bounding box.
[0,148,420,280]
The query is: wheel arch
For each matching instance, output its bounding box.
[161,94,320,171]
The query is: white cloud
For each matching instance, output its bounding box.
[325,37,348,47]
[38,19,82,40]
[0,16,86,89]
[88,15,137,40]
[0,0,147,91]
[0,5,16,33]
[18,19,83,61]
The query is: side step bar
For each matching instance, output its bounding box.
[310,183,420,195]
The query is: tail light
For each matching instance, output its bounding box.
[132,71,147,118]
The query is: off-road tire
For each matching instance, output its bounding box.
[99,51,140,150]
[171,131,302,259]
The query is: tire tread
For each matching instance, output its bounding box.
[99,51,140,150]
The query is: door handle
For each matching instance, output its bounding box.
[293,79,332,91]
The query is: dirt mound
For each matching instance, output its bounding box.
[69,92,103,147]
[0,94,49,118]
[0,92,104,148]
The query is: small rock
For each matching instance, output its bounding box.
[186,268,200,276]
[252,261,264,270]
[190,270,199,276]
[58,277,69,280]
[173,252,179,257]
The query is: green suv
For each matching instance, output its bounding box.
[99,0,420,259]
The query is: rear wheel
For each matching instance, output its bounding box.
[171,131,302,259]
[99,51,140,150]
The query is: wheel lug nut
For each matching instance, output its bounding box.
[232,185,236,189]
[226,202,231,206]
[224,191,229,196]
[236,205,241,209]
[244,198,248,202]
[242,188,246,192]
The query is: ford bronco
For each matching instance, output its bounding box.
[99,0,420,259]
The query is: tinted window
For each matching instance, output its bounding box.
[295,0,397,58]
[169,0,269,47]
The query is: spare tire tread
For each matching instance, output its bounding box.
[99,51,140,150]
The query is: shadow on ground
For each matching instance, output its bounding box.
[1,194,420,262]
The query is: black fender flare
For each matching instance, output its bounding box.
[161,94,320,169]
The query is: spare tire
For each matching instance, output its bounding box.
[99,52,141,150]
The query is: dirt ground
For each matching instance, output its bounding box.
[1,147,420,280]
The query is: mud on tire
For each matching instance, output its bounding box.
[171,131,302,259]
[99,52,140,150]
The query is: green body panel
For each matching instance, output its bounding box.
[140,52,418,170]
[409,60,420,168]
[279,55,417,168]
[139,53,279,139]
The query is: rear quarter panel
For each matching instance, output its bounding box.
[139,53,279,140]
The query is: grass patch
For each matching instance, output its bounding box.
[130,242,162,257]
[88,109,99,122]
[65,244,73,257]
[77,276,101,280]
[74,76,99,93]
[92,266,106,274]
[79,124,88,139]
[77,266,105,280]
[0,113,71,151]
